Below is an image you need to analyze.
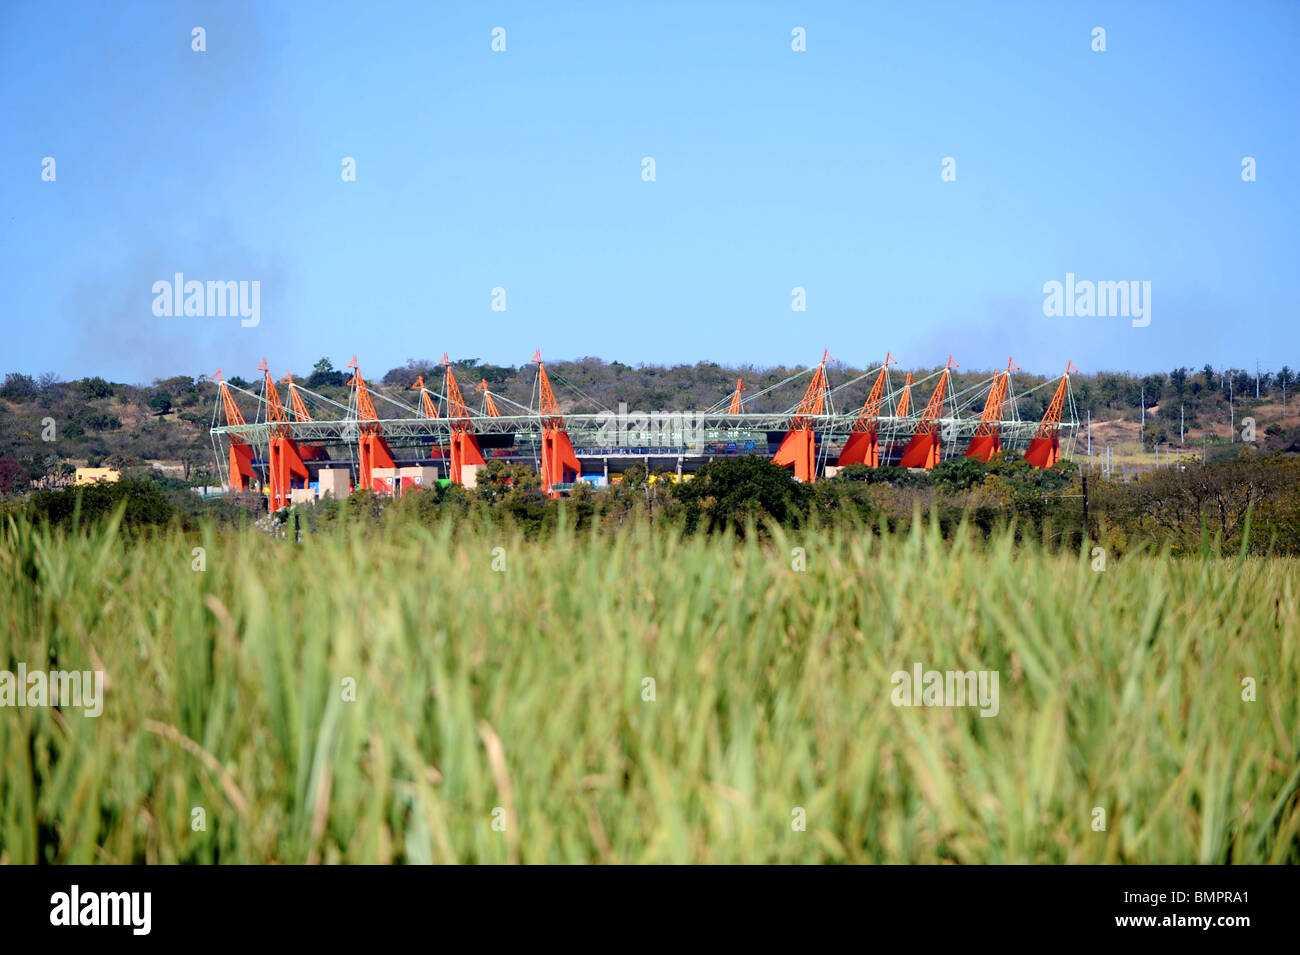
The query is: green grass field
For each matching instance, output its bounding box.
[2,511,1297,864]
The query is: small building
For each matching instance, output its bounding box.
[316,468,352,499]
[75,467,120,485]
[399,465,442,491]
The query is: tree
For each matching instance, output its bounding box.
[0,455,30,493]
[1202,364,1217,391]
[620,462,648,489]
[383,359,436,389]
[674,455,812,535]
[78,376,115,400]
[308,358,346,390]
[1169,367,1187,398]
[1,373,38,400]
[932,457,987,492]
[1277,366,1294,406]
[149,391,173,415]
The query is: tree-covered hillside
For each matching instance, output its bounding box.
[1,357,1297,490]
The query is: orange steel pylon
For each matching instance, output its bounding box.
[837,353,896,468]
[259,359,309,511]
[411,375,440,420]
[441,355,487,484]
[1024,361,1078,469]
[727,379,746,414]
[899,356,958,470]
[281,372,312,423]
[347,357,396,492]
[477,378,501,417]
[772,351,833,483]
[533,351,581,496]
[895,372,914,419]
[964,358,1019,462]
[211,369,256,492]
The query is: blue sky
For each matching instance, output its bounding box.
[1,0,1297,383]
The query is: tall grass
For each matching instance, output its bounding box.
[1,510,1297,863]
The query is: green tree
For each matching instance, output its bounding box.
[674,455,812,535]
[78,376,115,400]
[26,479,175,529]
[1278,366,1294,405]
[1,373,38,401]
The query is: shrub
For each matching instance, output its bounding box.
[0,455,30,493]
[25,479,175,529]
[674,455,812,535]
[1,373,39,401]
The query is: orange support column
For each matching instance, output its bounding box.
[268,435,308,510]
[772,428,816,482]
[228,443,255,491]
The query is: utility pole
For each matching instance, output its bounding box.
[1229,378,1234,441]
[1082,473,1089,538]
[1140,385,1145,449]
[1086,408,1092,461]
[1256,359,1261,399]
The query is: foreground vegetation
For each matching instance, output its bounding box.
[10,451,1298,559]
[2,507,1297,863]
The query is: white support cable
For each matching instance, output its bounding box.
[742,366,816,409]
[549,369,614,416]
[822,366,882,401]
[489,390,535,415]
[288,383,353,416]
[881,367,945,413]
[703,383,746,415]
[208,394,228,491]
[945,373,999,414]
[367,385,422,417]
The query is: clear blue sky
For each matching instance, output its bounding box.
[2,0,1296,383]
